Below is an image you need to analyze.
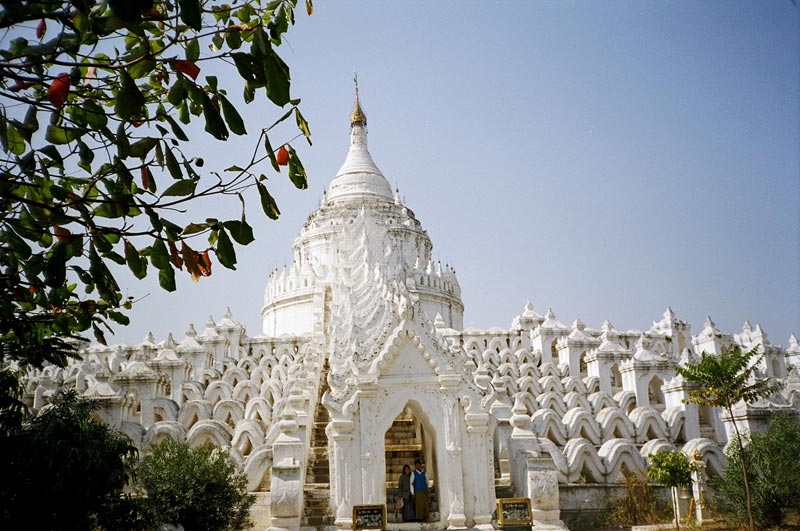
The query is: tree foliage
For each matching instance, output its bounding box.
[675,344,779,531]
[713,414,800,529]
[137,438,254,531]
[676,345,777,411]
[647,450,692,531]
[0,389,138,530]
[647,450,691,488]
[0,0,312,368]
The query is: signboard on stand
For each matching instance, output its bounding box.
[497,497,532,528]
[353,505,386,530]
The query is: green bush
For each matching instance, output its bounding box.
[712,414,800,529]
[0,389,138,530]
[138,439,254,531]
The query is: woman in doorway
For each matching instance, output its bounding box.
[398,464,415,522]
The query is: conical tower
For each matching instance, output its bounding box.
[261,83,463,337]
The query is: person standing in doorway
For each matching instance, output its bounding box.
[410,459,429,521]
[398,464,415,521]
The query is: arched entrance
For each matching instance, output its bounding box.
[384,403,439,523]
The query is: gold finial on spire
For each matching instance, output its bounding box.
[350,72,367,126]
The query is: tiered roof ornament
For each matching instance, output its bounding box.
[350,73,367,126]
[328,75,392,201]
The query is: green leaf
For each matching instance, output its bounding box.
[218,94,246,135]
[253,27,270,59]
[231,53,266,87]
[162,179,196,197]
[151,239,171,270]
[83,101,108,129]
[215,228,236,269]
[45,125,85,145]
[202,93,229,140]
[182,222,210,235]
[116,122,131,159]
[165,115,189,141]
[77,139,95,168]
[294,107,312,144]
[162,219,183,241]
[129,137,159,159]
[168,76,188,106]
[125,240,147,279]
[178,0,202,31]
[108,310,131,325]
[6,122,26,155]
[223,219,254,245]
[158,265,176,292]
[264,47,291,106]
[243,82,256,104]
[186,38,200,61]
[22,105,39,137]
[45,242,67,288]
[6,227,32,260]
[0,110,8,152]
[211,32,225,52]
[226,27,242,50]
[164,147,183,179]
[116,70,146,121]
[128,58,156,79]
[263,132,280,171]
[38,145,63,166]
[256,181,280,220]
[287,147,308,189]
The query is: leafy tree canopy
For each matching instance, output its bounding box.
[676,344,780,531]
[713,414,800,529]
[0,389,138,530]
[676,345,777,410]
[647,450,691,488]
[137,438,254,531]
[1,0,312,368]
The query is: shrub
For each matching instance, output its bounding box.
[0,390,137,530]
[138,439,254,531]
[712,414,800,529]
[648,450,692,530]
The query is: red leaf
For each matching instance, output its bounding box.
[9,79,30,92]
[168,240,183,270]
[181,242,201,282]
[47,73,70,108]
[276,145,289,166]
[141,165,150,190]
[36,19,46,41]
[174,60,200,81]
[53,225,71,242]
[199,250,212,277]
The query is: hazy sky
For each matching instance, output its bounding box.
[107,1,799,348]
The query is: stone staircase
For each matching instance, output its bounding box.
[301,366,334,528]
[494,448,516,499]
[384,411,438,523]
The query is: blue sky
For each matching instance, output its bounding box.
[110,1,799,348]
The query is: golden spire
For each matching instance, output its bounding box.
[350,72,367,127]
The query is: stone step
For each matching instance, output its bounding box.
[301,515,335,527]
[385,437,417,445]
[495,484,516,499]
[385,444,422,452]
[385,427,416,437]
